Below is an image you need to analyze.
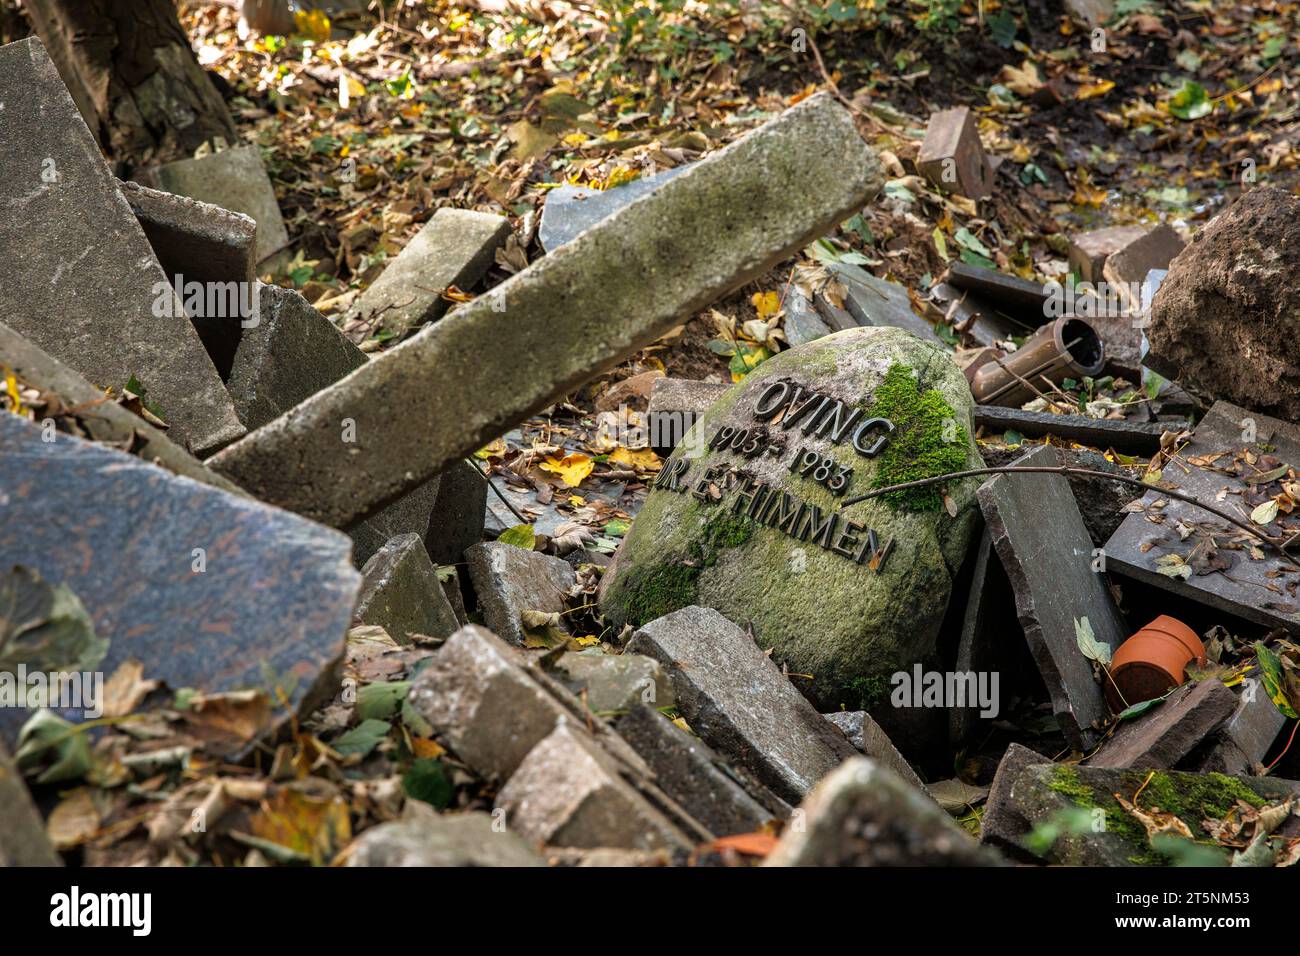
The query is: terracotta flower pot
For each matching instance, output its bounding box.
[1106,616,1205,712]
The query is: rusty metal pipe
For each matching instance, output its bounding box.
[970,316,1105,407]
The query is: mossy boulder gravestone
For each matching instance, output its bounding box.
[600,327,982,708]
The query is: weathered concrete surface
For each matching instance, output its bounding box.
[135,144,288,263]
[978,743,1052,862]
[764,758,1002,867]
[539,164,692,252]
[495,720,699,853]
[207,94,883,528]
[119,179,258,377]
[547,651,673,714]
[0,322,242,495]
[826,263,945,345]
[0,37,243,455]
[346,208,510,339]
[1186,689,1287,777]
[977,444,1127,750]
[626,606,860,803]
[348,474,442,568]
[1146,188,1300,420]
[1068,225,1148,284]
[981,760,1300,866]
[602,327,983,709]
[228,284,368,430]
[464,542,574,646]
[354,533,459,644]
[344,804,543,867]
[824,710,927,793]
[0,740,61,866]
[0,414,360,747]
[424,460,488,566]
[1089,679,1238,770]
[615,702,787,836]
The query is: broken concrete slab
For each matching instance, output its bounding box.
[0,414,360,748]
[1186,689,1287,777]
[824,711,927,793]
[343,804,543,867]
[977,444,1128,749]
[972,405,1170,457]
[764,757,1002,867]
[406,625,643,781]
[1068,225,1147,285]
[1146,188,1300,421]
[354,533,460,644]
[626,606,860,803]
[495,720,699,853]
[0,37,244,456]
[348,474,443,568]
[207,93,884,529]
[228,284,368,430]
[546,651,673,714]
[464,541,574,646]
[615,702,787,836]
[782,284,833,347]
[0,321,242,496]
[982,760,1299,866]
[1101,223,1183,311]
[345,208,510,340]
[646,377,729,457]
[424,460,488,567]
[978,743,1052,862]
[826,263,944,344]
[135,144,289,264]
[1089,679,1238,770]
[119,179,258,378]
[916,106,994,200]
[1103,401,1300,634]
[946,262,1050,322]
[538,164,693,252]
[0,740,61,866]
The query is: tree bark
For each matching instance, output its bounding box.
[23,0,238,171]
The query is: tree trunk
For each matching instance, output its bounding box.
[23,0,238,172]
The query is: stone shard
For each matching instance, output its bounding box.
[345,208,511,340]
[207,94,884,529]
[135,144,289,264]
[348,474,442,568]
[0,37,244,455]
[407,625,645,781]
[646,377,729,457]
[916,106,994,200]
[973,406,1169,458]
[546,651,673,714]
[614,702,788,837]
[0,414,360,748]
[602,327,984,710]
[978,743,1052,861]
[539,164,692,252]
[0,740,61,867]
[1089,679,1238,770]
[0,321,242,495]
[781,285,833,347]
[1186,690,1287,777]
[1067,224,1148,285]
[424,460,488,566]
[977,444,1127,750]
[825,263,944,344]
[625,606,860,804]
[496,720,701,853]
[118,179,258,378]
[354,533,460,644]
[1146,188,1300,421]
[948,528,1014,746]
[982,760,1300,866]
[1101,223,1183,310]
[764,757,1003,867]
[464,542,574,646]
[343,804,543,867]
[227,284,367,430]
[824,711,927,793]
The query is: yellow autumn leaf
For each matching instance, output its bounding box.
[294,9,331,43]
[1076,80,1115,100]
[567,494,586,506]
[574,635,601,647]
[4,373,23,414]
[1072,181,1108,207]
[602,166,640,189]
[540,452,594,487]
[562,132,586,146]
[609,446,661,470]
[475,437,506,459]
[411,738,446,759]
[751,290,781,319]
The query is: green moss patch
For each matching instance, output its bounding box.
[869,363,969,510]
[621,511,756,626]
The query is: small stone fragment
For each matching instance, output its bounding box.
[464,542,574,646]
[354,534,460,644]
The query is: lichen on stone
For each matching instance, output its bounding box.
[869,363,970,510]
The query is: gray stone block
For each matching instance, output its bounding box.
[354,533,459,644]
[344,805,543,867]
[464,542,574,646]
[824,710,927,793]
[347,474,443,568]
[538,164,692,252]
[0,37,243,455]
[424,459,488,566]
[1089,679,1238,770]
[547,651,673,714]
[207,93,884,529]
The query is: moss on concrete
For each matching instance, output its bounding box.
[870,363,970,511]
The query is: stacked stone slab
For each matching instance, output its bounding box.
[353,533,460,643]
[207,93,884,529]
[0,37,243,455]
[0,414,359,748]
[345,208,511,340]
